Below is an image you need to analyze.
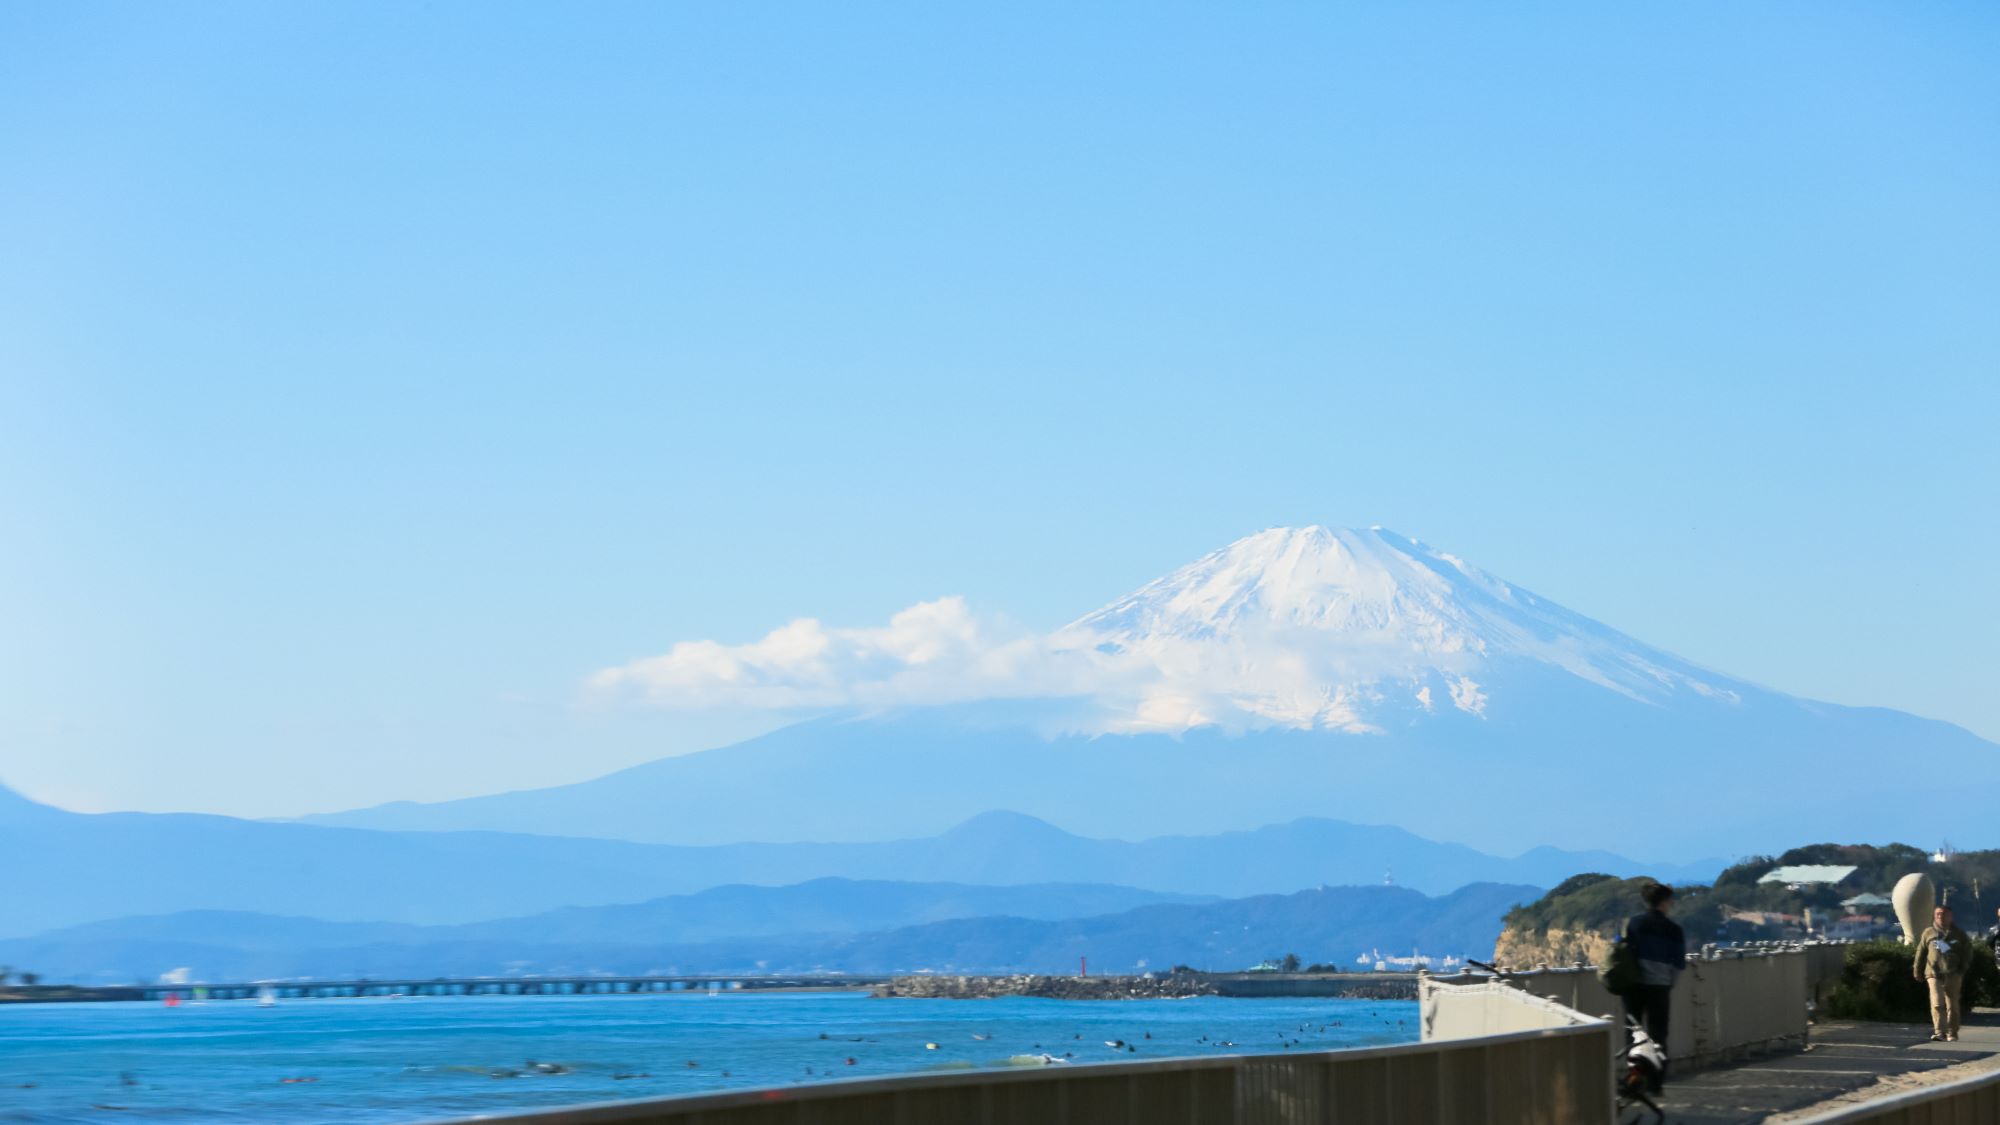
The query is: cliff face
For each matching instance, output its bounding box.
[1492,925,1613,970]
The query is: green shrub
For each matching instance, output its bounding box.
[1824,938,2000,1021]
[1824,940,1929,1021]
[1504,875,1639,934]
[1970,940,2000,1008]
[1504,875,1728,947]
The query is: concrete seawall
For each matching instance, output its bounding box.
[1200,972,1420,1000]
[1425,947,1813,1070]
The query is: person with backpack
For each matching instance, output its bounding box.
[1620,883,1687,1090]
[1914,904,1973,1042]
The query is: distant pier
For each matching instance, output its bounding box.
[1,975,891,1004]
[4,970,1421,1004]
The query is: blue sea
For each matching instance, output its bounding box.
[0,992,1416,1123]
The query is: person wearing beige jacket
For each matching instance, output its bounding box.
[1913,904,1974,1042]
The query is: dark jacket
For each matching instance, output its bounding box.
[1625,909,1688,988]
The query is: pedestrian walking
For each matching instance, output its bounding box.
[1914,904,1973,1042]
[1622,883,1687,1091]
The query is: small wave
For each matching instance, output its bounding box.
[999,1053,1070,1067]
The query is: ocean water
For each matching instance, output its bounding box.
[0,991,1417,1123]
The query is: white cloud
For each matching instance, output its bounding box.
[589,597,1489,736]
[589,597,1057,711]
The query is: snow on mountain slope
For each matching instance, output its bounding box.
[591,526,1749,738]
[1053,525,1743,733]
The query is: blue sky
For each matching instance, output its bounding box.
[2,2,1995,817]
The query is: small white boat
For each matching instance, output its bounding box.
[257,986,278,1007]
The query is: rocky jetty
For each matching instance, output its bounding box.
[872,973,1217,1000]
[1318,978,1419,1001]
[0,985,144,1005]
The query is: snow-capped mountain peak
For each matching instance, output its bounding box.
[1073,525,1499,642]
[1056,526,1740,732]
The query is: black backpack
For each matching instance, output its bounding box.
[1600,937,1641,996]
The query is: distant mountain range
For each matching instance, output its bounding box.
[298,528,2000,856]
[1,879,1539,984]
[0,785,1713,936]
[12,879,1214,951]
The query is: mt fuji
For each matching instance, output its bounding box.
[305,527,1999,856]
[1049,525,1742,733]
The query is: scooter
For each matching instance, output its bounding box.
[1464,960,1669,1123]
[1618,1018,1667,1124]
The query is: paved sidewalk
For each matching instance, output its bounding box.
[1632,1011,2000,1125]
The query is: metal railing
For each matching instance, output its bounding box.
[1788,1066,2000,1123]
[451,1022,1617,1125]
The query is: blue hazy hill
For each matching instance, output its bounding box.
[1,880,1540,983]
[11,879,1212,950]
[0,787,1713,935]
[297,686,1998,859]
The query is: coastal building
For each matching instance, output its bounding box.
[1756,864,1859,889]
[1824,913,1896,941]
[1722,907,1802,929]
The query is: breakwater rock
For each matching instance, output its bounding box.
[873,974,1217,1000]
[0,985,145,1005]
[1198,972,1420,1000]
[1318,979,1417,1001]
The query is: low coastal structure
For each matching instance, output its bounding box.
[1195,971,1418,1000]
[18,969,1421,1005]
[120,975,891,1003]
[872,971,1420,1001]
[872,973,1215,1000]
